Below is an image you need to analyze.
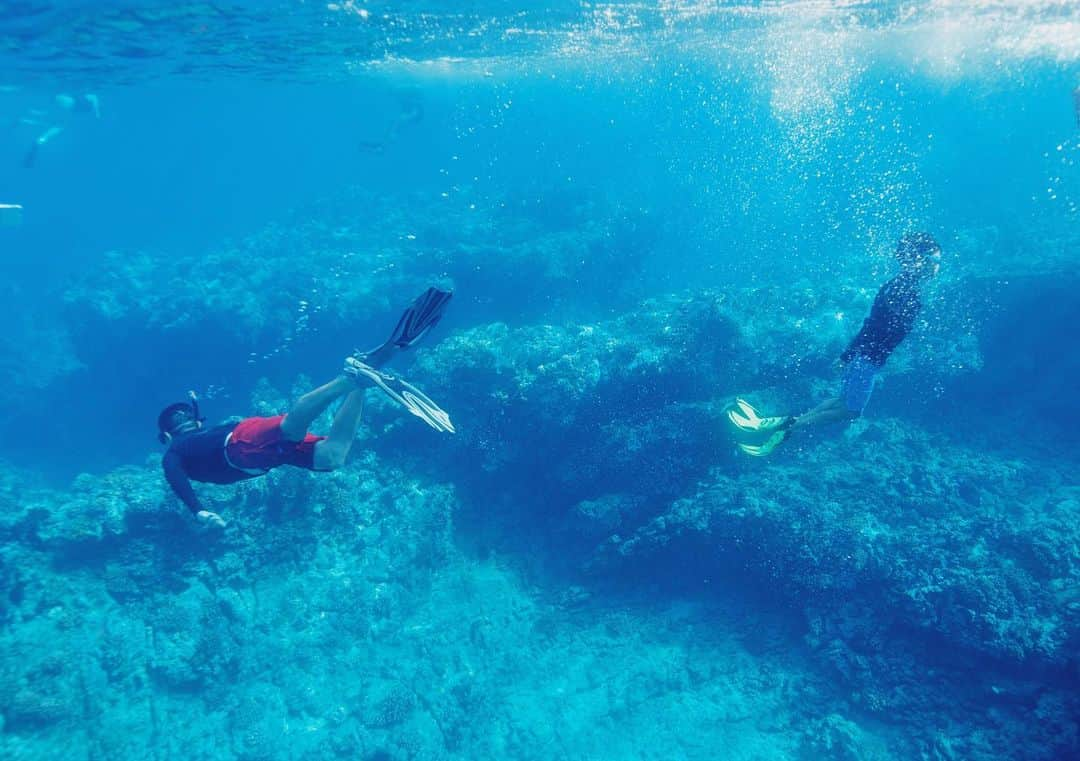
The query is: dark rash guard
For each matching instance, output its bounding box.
[842,271,925,367]
[162,423,252,514]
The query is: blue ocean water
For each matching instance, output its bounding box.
[1,2,1078,759]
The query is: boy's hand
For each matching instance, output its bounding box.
[196,510,227,528]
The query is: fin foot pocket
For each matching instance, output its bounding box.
[343,357,455,434]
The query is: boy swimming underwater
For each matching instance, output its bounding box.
[158,287,454,526]
[729,233,942,456]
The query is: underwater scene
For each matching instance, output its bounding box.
[1,1,1079,759]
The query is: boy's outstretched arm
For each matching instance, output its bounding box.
[162,450,225,527]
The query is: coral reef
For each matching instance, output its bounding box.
[3,191,1078,759]
[371,290,1076,759]
[61,187,651,354]
[0,449,882,760]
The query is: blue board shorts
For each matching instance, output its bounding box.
[840,355,879,415]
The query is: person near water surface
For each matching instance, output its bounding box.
[357,90,424,155]
[158,288,455,527]
[728,233,942,456]
[18,92,101,168]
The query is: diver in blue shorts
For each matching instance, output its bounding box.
[728,232,942,456]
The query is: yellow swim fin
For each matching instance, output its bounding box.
[738,430,789,457]
[727,398,793,433]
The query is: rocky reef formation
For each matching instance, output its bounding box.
[404,292,1077,672]
[61,187,652,359]
[2,190,1078,758]
[375,289,1075,760]
[1,339,1075,758]
[1,444,907,760]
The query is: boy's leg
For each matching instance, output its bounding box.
[280,375,355,441]
[791,397,854,430]
[312,390,365,470]
[791,356,876,431]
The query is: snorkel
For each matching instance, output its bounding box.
[157,390,206,444]
[188,390,204,426]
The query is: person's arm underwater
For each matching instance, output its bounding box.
[162,449,226,527]
[22,125,62,168]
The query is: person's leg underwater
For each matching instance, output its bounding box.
[727,356,875,456]
[281,286,457,470]
[312,389,365,470]
[789,397,857,430]
[280,376,356,441]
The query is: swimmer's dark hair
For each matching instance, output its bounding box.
[157,402,197,444]
[895,232,940,266]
